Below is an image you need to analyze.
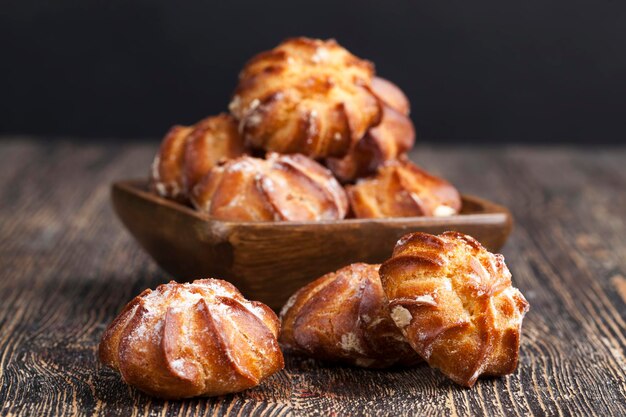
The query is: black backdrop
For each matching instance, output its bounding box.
[2,0,626,144]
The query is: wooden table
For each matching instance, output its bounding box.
[1,138,625,416]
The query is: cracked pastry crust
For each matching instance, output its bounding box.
[149,113,246,200]
[279,263,421,368]
[98,279,284,399]
[346,159,461,218]
[230,37,381,159]
[379,232,529,387]
[190,153,348,221]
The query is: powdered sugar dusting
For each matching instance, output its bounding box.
[306,110,319,143]
[127,305,161,352]
[246,110,264,128]
[260,175,276,195]
[170,291,203,313]
[155,183,167,197]
[225,158,260,174]
[170,358,185,373]
[151,155,161,181]
[413,294,437,307]
[340,332,366,355]
[133,280,276,341]
[391,305,412,328]
[280,291,299,319]
[311,47,329,64]
[434,205,456,217]
[193,280,241,300]
[229,95,241,113]
[248,99,260,112]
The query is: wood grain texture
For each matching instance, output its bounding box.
[0,138,625,416]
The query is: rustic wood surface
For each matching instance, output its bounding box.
[0,137,625,416]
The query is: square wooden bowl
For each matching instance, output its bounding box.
[112,180,513,310]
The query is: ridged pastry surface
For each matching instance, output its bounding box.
[149,114,246,201]
[149,125,193,201]
[327,104,415,182]
[191,153,348,221]
[98,279,284,399]
[370,76,411,116]
[280,263,421,368]
[379,232,529,387]
[181,114,246,193]
[346,159,461,218]
[230,37,381,158]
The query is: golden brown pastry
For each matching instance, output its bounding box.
[99,279,284,399]
[371,76,411,116]
[182,113,246,193]
[149,125,193,201]
[346,159,462,218]
[379,232,529,387]
[230,37,381,158]
[149,113,246,200]
[280,263,420,368]
[191,153,348,221]
[327,104,415,182]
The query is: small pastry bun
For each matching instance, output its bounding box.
[99,279,284,399]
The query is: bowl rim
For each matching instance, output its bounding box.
[112,179,511,227]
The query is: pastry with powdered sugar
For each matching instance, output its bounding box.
[98,279,283,398]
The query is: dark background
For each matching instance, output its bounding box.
[2,0,626,144]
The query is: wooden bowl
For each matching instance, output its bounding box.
[111,180,513,310]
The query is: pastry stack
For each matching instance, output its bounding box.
[149,37,461,221]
